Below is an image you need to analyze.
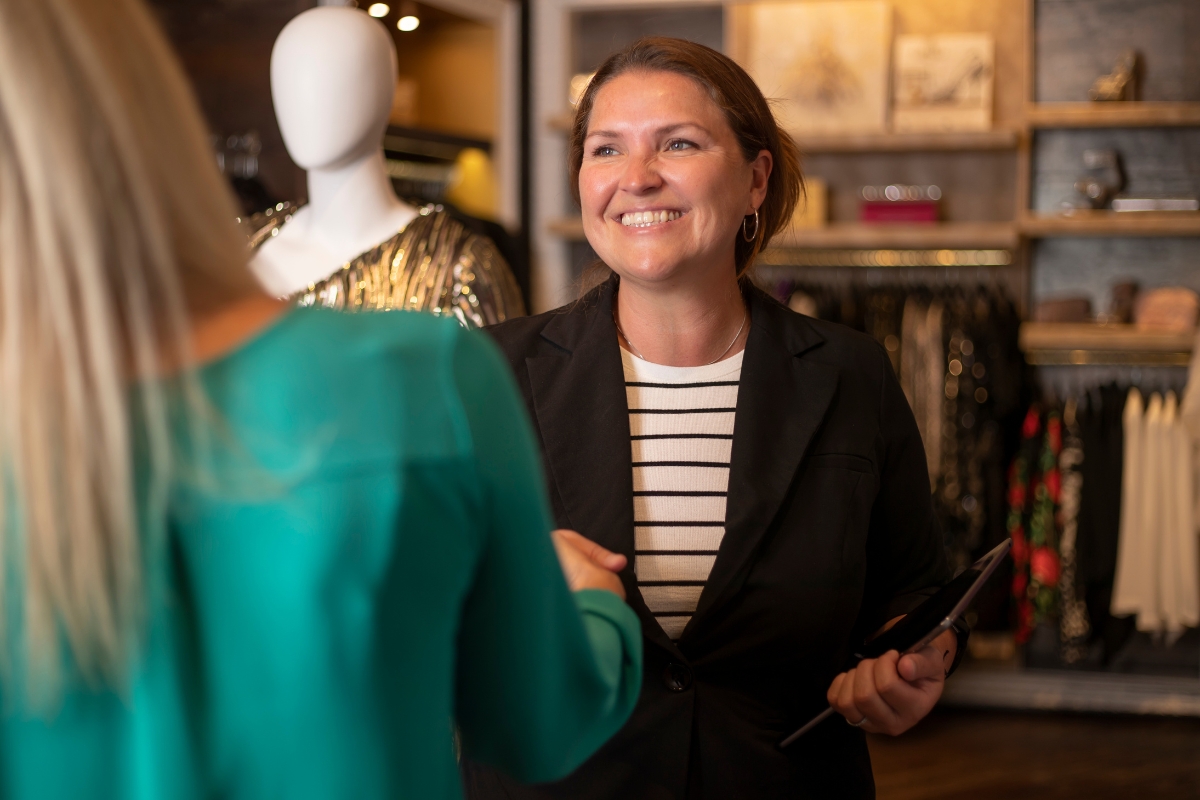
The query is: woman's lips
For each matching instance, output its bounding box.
[618,210,683,227]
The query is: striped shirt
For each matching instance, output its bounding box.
[622,347,743,640]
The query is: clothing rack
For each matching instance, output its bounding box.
[757,263,1028,317]
[950,350,1200,713]
[762,269,1200,715]
[1036,365,1190,404]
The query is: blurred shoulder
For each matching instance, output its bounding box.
[274,305,465,359]
[485,279,611,368]
[198,308,488,468]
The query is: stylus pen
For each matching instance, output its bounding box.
[779,707,834,748]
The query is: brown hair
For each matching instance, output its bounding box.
[569,36,803,278]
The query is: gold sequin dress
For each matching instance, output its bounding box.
[243,202,525,328]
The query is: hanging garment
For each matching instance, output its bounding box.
[1076,384,1125,622]
[1057,406,1090,663]
[936,293,1012,572]
[1112,391,1161,630]
[1182,329,1200,533]
[244,203,525,328]
[924,299,945,482]
[1006,406,1063,643]
[1111,389,1144,625]
[1075,383,1130,659]
[899,296,945,482]
[1163,393,1199,638]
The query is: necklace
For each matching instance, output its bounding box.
[614,301,748,366]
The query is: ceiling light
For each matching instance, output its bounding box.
[367,3,390,17]
[397,14,419,31]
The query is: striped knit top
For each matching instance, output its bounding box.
[622,347,743,640]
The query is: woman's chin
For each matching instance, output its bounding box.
[608,259,697,287]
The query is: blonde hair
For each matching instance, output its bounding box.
[0,0,258,700]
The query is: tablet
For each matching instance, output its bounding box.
[780,537,1011,747]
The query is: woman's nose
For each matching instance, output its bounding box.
[618,153,663,194]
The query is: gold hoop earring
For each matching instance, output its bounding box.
[742,209,760,242]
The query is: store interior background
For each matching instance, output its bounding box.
[149,0,1199,796]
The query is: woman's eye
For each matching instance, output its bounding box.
[591,145,618,157]
[666,139,696,151]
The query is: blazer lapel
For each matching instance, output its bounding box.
[524,279,681,654]
[686,288,839,636]
[526,281,632,556]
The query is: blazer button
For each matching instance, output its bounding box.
[663,663,693,692]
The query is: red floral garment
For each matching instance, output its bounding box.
[1005,406,1064,643]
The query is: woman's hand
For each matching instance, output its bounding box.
[551,529,628,599]
[825,627,957,736]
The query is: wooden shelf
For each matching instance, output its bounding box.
[759,248,1013,268]
[772,222,1019,250]
[943,663,1200,716]
[1026,102,1200,128]
[794,128,1020,153]
[383,126,491,160]
[547,219,1020,250]
[1020,211,1200,237]
[1019,322,1194,366]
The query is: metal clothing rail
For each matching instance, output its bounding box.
[758,248,1014,268]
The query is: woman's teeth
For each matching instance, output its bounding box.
[620,210,682,227]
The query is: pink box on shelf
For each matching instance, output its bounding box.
[860,201,939,223]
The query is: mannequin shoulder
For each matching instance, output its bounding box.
[240,201,304,252]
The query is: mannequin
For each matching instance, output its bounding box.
[247,6,524,327]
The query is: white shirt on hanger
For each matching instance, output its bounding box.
[1165,393,1199,637]
[1112,389,1153,627]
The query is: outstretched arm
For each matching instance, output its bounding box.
[450,329,642,783]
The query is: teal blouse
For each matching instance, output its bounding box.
[1,309,642,799]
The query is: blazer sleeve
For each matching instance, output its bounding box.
[448,328,643,784]
[862,343,952,630]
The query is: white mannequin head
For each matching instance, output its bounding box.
[253,5,416,297]
[270,7,397,170]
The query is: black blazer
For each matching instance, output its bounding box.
[464,277,950,800]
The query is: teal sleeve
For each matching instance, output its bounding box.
[448,328,642,784]
[573,590,643,716]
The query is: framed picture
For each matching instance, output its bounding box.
[892,34,994,132]
[740,1,892,135]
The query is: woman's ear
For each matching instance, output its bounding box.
[749,149,773,211]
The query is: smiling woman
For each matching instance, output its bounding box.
[577,69,771,351]
[465,37,965,800]
[571,42,800,280]
[567,40,800,367]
